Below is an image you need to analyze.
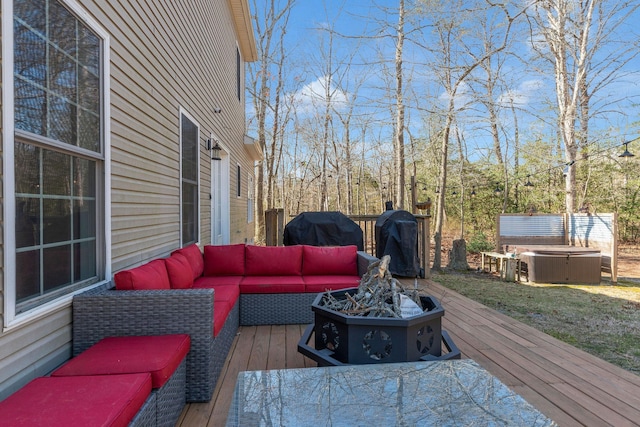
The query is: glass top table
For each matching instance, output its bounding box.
[226,359,556,426]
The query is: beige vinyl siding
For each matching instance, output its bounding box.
[0,308,72,400]
[86,0,251,266]
[0,0,256,400]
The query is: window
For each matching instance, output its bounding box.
[236,46,241,101]
[11,0,106,314]
[247,173,254,223]
[236,164,241,198]
[180,112,199,245]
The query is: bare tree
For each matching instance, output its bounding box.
[529,0,640,212]
[394,0,407,209]
[416,0,525,269]
[248,0,297,243]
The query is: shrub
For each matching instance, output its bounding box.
[467,231,494,253]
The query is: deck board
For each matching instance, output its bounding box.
[177,279,640,427]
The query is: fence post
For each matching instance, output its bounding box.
[417,215,431,279]
[265,209,284,246]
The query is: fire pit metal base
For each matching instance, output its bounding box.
[298,324,460,366]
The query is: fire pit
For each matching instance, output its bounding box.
[298,256,460,366]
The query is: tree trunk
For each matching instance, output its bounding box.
[447,239,470,271]
[394,0,406,210]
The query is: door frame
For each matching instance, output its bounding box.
[210,136,230,245]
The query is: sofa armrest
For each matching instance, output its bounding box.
[72,286,216,402]
[357,251,378,277]
[72,287,214,355]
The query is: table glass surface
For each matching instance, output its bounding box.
[226,359,556,426]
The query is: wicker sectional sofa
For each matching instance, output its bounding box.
[72,244,377,403]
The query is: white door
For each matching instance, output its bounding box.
[211,147,230,244]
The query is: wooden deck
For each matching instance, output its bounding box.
[176,279,640,427]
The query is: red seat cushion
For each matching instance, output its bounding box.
[194,275,243,288]
[302,245,358,276]
[303,275,361,293]
[113,259,171,290]
[171,244,204,280]
[213,300,232,337]
[211,284,240,302]
[165,253,194,289]
[192,282,240,302]
[0,373,151,427]
[245,245,303,276]
[203,244,245,276]
[239,276,306,294]
[52,335,190,389]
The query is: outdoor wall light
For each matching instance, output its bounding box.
[619,141,635,158]
[207,138,222,161]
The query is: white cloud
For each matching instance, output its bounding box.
[292,76,349,114]
[498,79,545,107]
[438,81,473,110]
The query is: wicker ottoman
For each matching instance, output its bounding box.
[52,334,190,427]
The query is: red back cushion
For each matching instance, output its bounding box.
[302,245,358,276]
[244,245,303,276]
[203,244,245,276]
[114,259,171,290]
[165,253,194,289]
[172,244,204,280]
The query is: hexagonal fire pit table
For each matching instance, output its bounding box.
[298,287,460,366]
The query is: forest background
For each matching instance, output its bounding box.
[246,0,640,269]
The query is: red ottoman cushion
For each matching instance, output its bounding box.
[52,335,190,389]
[113,259,171,290]
[0,373,151,427]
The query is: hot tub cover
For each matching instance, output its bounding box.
[375,210,420,277]
[284,211,364,250]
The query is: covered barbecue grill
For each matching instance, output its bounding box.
[375,210,420,277]
[284,211,364,250]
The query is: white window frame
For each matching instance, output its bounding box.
[179,108,201,246]
[2,0,111,330]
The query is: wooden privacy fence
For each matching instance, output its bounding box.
[497,213,618,282]
[265,210,431,278]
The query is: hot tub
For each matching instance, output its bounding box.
[516,246,601,284]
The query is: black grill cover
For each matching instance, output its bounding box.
[283,211,364,250]
[375,210,420,277]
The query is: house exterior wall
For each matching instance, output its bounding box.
[0,0,257,400]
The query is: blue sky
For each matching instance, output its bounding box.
[249,0,640,168]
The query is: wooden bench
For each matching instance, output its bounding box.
[480,251,522,282]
